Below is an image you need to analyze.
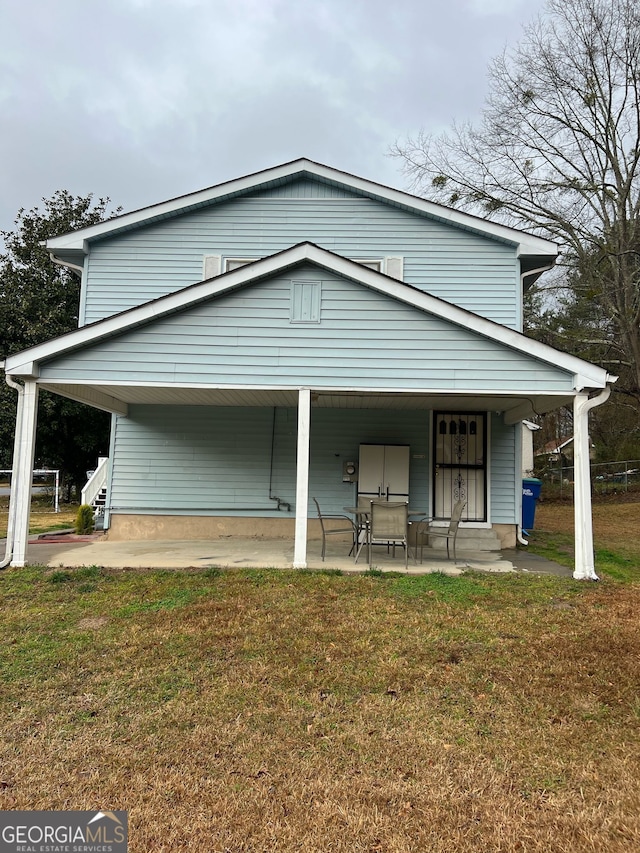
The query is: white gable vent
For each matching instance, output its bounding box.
[202,255,221,279]
[384,256,404,281]
[291,280,321,323]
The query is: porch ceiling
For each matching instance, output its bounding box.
[38,381,574,420]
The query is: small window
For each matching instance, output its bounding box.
[225,257,259,271]
[291,281,321,323]
[353,259,382,271]
[351,257,404,280]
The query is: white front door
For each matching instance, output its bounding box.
[433,412,487,521]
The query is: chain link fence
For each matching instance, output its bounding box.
[539,459,640,499]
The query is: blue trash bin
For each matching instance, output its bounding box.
[522,478,542,532]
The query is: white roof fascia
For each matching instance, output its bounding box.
[46,159,558,260]
[6,243,605,387]
[35,379,578,397]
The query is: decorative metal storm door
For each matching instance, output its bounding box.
[433,412,487,521]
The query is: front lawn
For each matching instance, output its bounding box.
[0,564,638,852]
[530,500,640,581]
[0,495,78,538]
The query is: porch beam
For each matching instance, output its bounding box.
[10,380,39,567]
[573,388,610,580]
[503,401,536,425]
[38,383,128,416]
[293,388,311,569]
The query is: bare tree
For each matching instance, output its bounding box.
[393,0,640,398]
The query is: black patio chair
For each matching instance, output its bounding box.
[416,499,466,563]
[313,498,357,561]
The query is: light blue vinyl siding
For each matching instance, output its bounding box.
[490,414,517,523]
[250,178,357,198]
[110,406,276,513]
[41,267,575,392]
[83,192,519,327]
[108,405,430,518]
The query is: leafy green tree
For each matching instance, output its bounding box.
[1,191,120,497]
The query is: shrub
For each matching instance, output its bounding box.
[75,504,94,535]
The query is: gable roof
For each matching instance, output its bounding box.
[46,158,557,276]
[4,243,611,393]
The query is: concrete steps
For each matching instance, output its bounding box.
[421,526,502,552]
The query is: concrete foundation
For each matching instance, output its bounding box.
[106,513,517,549]
[492,524,518,549]
[107,514,328,542]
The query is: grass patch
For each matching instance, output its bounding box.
[388,570,490,603]
[115,587,201,616]
[0,563,639,851]
[47,565,104,584]
[0,496,79,538]
[531,500,640,582]
[592,548,637,583]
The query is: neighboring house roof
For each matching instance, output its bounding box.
[522,420,541,431]
[46,158,558,287]
[4,243,612,398]
[536,435,593,456]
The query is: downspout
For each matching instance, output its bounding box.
[521,265,555,290]
[49,252,83,277]
[1,374,25,568]
[573,385,613,580]
[515,419,530,546]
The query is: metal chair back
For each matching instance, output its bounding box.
[369,500,409,569]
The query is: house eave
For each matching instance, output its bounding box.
[35,379,578,419]
[4,242,610,391]
[45,158,558,263]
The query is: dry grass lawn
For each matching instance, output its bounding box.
[532,500,640,578]
[0,495,78,539]
[0,561,639,852]
[536,499,640,548]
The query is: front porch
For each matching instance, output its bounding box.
[3,381,611,579]
[25,530,571,576]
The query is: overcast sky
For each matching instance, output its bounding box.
[1,0,546,235]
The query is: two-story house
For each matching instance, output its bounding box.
[2,159,614,577]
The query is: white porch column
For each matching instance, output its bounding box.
[10,380,39,567]
[573,388,610,580]
[293,388,311,569]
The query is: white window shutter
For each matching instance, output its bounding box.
[203,254,221,280]
[384,256,404,281]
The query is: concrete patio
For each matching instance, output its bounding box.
[20,532,572,577]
